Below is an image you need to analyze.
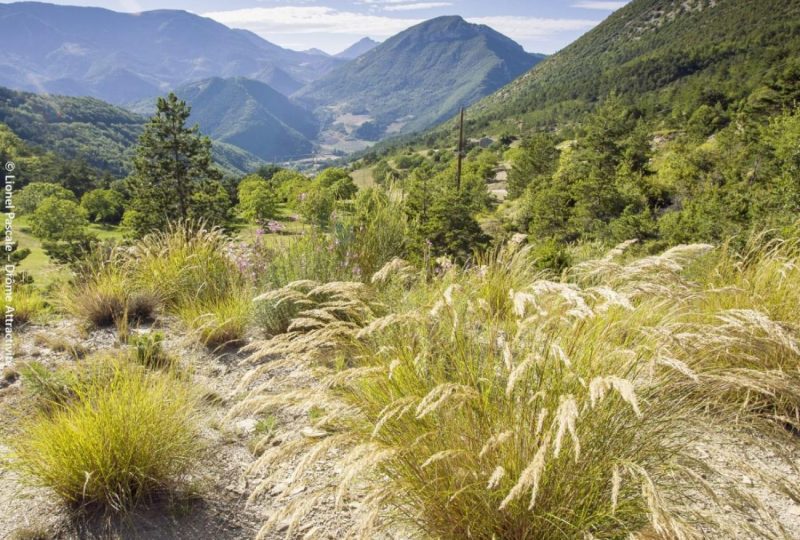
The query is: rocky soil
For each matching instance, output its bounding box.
[0,319,357,540]
[2,318,800,540]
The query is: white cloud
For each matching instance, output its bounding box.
[468,16,599,40]
[571,1,628,10]
[204,6,419,37]
[384,3,453,11]
[203,6,601,53]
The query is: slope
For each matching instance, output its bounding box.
[0,2,345,103]
[0,86,267,177]
[166,77,319,162]
[335,38,380,60]
[295,16,544,139]
[451,0,800,137]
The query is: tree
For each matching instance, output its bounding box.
[316,168,357,200]
[31,196,96,263]
[238,175,278,223]
[255,163,283,182]
[189,181,232,228]
[128,93,223,236]
[507,133,559,199]
[272,170,310,206]
[16,182,77,214]
[404,167,488,262]
[299,185,335,229]
[81,189,125,224]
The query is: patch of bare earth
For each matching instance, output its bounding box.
[4,319,800,539]
[0,319,357,540]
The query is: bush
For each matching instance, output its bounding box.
[176,292,251,348]
[238,175,278,223]
[127,331,173,370]
[65,223,251,346]
[9,359,201,513]
[81,189,125,224]
[18,361,80,408]
[130,223,252,345]
[131,223,245,309]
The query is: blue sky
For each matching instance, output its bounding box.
[35,0,629,54]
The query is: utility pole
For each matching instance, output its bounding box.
[455,106,465,190]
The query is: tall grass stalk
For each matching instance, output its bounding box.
[235,238,800,539]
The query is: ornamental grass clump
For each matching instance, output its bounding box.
[234,244,795,539]
[8,358,201,514]
[61,248,159,327]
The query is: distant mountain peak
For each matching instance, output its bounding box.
[296,16,544,139]
[0,2,346,102]
[335,37,380,60]
[304,48,331,57]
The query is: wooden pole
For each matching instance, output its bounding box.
[456,107,465,190]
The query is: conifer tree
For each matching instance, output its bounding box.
[127,93,222,236]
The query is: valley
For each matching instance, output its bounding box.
[2,0,800,539]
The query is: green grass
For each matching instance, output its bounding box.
[14,216,68,287]
[9,358,202,513]
[351,167,376,189]
[13,216,123,287]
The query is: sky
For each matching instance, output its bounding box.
[30,0,630,54]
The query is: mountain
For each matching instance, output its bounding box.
[304,48,332,57]
[440,0,800,137]
[0,85,268,176]
[161,77,320,162]
[0,2,345,103]
[335,38,380,60]
[295,16,545,139]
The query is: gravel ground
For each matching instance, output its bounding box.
[3,318,800,540]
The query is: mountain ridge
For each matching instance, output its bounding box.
[335,38,380,60]
[0,1,346,103]
[295,16,545,141]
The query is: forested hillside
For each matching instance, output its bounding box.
[423,0,800,138]
[296,16,544,140]
[161,77,319,162]
[361,0,800,259]
[0,86,267,177]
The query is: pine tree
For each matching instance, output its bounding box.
[127,93,222,236]
[507,133,559,199]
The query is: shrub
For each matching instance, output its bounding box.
[9,359,201,513]
[129,223,252,346]
[176,292,251,348]
[254,192,407,291]
[131,222,245,309]
[18,361,80,408]
[127,331,173,369]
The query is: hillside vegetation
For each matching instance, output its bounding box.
[159,77,319,162]
[417,0,800,140]
[296,16,544,139]
[4,0,800,538]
